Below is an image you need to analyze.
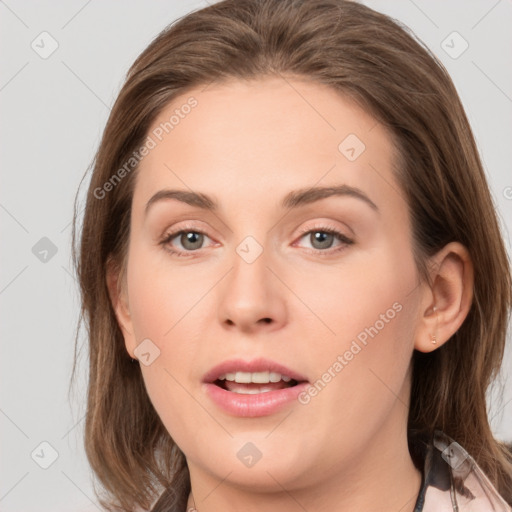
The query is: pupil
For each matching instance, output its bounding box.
[182,232,203,250]
[312,231,333,249]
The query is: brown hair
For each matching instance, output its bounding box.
[71,0,512,510]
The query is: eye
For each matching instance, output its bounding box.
[159,224,354,258]
[159,228,214,257]
[295,225,354,255]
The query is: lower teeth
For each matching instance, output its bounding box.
[232,386,275,394]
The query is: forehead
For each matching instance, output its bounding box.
[132,76,402,216]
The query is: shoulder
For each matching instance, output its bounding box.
[412,429,512,512]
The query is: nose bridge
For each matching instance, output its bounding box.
[217,232,286,330]
[229,233,271,304]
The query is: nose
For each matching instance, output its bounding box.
[218,240,287,334]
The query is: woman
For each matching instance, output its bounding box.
[72,1,512,511]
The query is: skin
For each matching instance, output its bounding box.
[108,76,474,512]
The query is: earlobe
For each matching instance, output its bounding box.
[429,306,439,347]
[414,242,474,353]
[106,258,137,358]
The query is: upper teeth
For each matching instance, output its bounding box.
[218,371,292,384]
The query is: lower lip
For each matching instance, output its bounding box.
[203,381,310,417]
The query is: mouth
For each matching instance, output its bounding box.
[203,361,311,417]
[203,358,308,392]
[213,371,301,394]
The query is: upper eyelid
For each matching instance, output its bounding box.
[161,221,352,238]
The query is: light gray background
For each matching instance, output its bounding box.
[1,1,511,511]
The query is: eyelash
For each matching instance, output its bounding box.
[159,223,354,258]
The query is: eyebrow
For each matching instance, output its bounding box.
[144,184,379,216]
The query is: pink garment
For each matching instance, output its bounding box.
[413,430,511,511]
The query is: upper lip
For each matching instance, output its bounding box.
[203,358,309,383]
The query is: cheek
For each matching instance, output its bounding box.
[126,240,203,341]
[295,237,419,405]
[124,245,214,429]
[292,236,417,348]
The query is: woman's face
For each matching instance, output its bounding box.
[115,77,427,492]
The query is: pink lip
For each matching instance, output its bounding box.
[202,357,309,418]
[202,357,308,383]
[203,381,310,417]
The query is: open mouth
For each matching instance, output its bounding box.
[213,372,301,394]
[203,364,310,416]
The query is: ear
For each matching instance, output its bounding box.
[106,257,138,359]
[414,242,474,353]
